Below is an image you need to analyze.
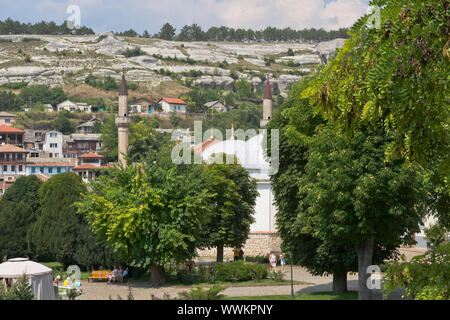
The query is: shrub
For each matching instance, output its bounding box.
[24,54,32,63]
[178,285,225,300]
[123,47,145,58]
[245,255,269,264]
[0,275,34,300]
[268,270,284,281]
[214,261,268,282]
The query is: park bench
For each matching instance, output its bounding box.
[88,270,110,282]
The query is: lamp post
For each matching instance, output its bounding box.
[290,252,294,299]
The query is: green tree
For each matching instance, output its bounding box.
[0,91,22,111]
[77,151,213,285]
[158,23,176,40]
[267,81,398,293]
[305,0,449,167]
[0,176,43,259]
[296,127,425,300]
[28,172,115,269]
[53,111,76,134]
[99,115,118,162]
[0,275,34,300]
[201,156,258,262]
[384,225,449,300]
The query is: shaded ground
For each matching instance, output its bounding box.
[75,247,422,300]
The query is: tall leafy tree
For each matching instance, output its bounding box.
[201,155,258,262]
[297,127,425,300]
[28,173,115,269]
[77,150,214,285]
[267,81,398,293]
[0,176,43,259]
[158,23,176,40]
[305,0,449,168]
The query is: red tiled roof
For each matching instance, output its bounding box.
[193,138,221,154]
[0,144,28,153]
[0,125,25,134]
[79,152,104,159]
[161,98,186,105]
[73,164,109,170]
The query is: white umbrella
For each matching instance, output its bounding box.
[0,258,55,300]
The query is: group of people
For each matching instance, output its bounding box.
[269,251,286,272]
[233,248,244,261]
[107,266,128,284]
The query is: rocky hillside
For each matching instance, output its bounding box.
[0,32,345,97]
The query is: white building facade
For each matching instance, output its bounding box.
[43,131,63,158]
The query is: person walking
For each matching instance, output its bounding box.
[269,251,277,271]
[280,252,286,273]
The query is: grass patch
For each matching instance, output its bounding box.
[224,291,358,300]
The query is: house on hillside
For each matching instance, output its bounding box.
[0,112,18,126]
[158,98,187,113]
[57,100,92,113]
[76,117,100,134]
[0,144,28,196]
[64,133,102,158]
[204,101,228,113]
[43,131,63,158]
[72,152,110,182]
[24,130,46,158]
[26,158,76,176]
[0,125,24,148]
[129,97,160,114]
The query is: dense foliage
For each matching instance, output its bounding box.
[0,275,34,300]
[76,150,214,285]
[201,156,258,262]
[0,18,94,35]
[0,176,43,259]
[214,261,268,282]
[304,0,449,167]
[28,173,117,269]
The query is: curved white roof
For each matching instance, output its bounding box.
[0,258,53,278]
[201,134,270,177]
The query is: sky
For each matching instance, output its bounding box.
[0,0,370,34]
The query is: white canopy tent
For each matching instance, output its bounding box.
[0,258,56,300]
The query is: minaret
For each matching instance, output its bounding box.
[260,78,273,128]
[115,70,131,167]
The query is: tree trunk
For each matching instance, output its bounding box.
[357,239,375,300]
[149,265,165,286]
[216,245,224,263]
[332,271,348,294]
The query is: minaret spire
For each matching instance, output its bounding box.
[260,77,273,128]
[115,69,130,167]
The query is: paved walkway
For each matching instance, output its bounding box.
[76,247,423,300]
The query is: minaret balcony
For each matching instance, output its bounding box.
[115,116,131,127]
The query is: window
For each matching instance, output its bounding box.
[11,165,15,172]
[5,119,10,124]
[40,167,44,174]
[50,132,57,138]
[50,143,58,148]
[48,167,53,174]
[19,165,23,172]
[57,168,61,173]
[3,165,6,172]
[31,167,36,174]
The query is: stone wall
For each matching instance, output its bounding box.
[197,232,282,259]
